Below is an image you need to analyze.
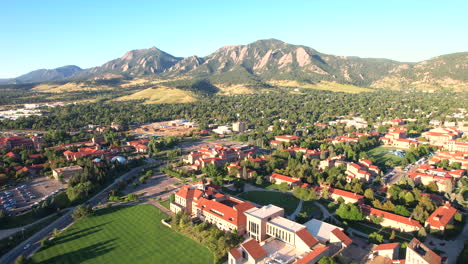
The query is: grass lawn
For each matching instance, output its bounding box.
[158,200,170,209]
[301,201,323,219]
[238,191,299,216]
[366,146,405,167]
[32,205,214,264]
[347,221,412,242]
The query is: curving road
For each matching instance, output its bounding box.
[0,161,157,264]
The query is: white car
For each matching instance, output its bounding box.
[23,243,30,250]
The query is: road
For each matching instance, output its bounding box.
[0,160,157,264]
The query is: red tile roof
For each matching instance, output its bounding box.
[364,206,422,228]
[229,248,242,259]
[295,246,329,264]
[374,242,400,251]
[425,202,458,229]
[331,228,352,246]
[408,238,441,264]
[270,173,300,183]
[242,239,267,261]
[295,229,319,248]
[328,187,364,201]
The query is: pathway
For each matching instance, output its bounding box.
[147,200,174,216]
[288,200,303,220]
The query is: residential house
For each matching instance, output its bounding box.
[268,173,301,187]
[424,202,458,232]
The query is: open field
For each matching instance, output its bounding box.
[128,120,197,137]
[116,87,196,104]
[216,84,255,95]
[268,80,373,93]
[31,82,115,93]
[32,205,214,264]
[238,191,299,216]
[366,146,405,167]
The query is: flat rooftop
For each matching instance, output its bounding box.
[304,219,343,242]
[245,204,284,219]
[260,239,305,264]
[268,216,306,233]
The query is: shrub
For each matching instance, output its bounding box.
[71,205,93,220]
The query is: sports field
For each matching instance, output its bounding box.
[32,205,213,264]
[366,146,405,167]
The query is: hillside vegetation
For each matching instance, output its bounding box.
[116,87,196,104]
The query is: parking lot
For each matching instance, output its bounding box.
[124,172,181,201]
[0,177,66,215]
[177,138,252,154]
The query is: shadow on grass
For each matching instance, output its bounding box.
[51,222,111,245]
[36,238,118,264]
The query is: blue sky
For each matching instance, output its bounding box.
[1,0,467,78]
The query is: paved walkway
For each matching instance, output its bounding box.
[424,218,468,264]
[288,200,303,220]
[147,200,174,216]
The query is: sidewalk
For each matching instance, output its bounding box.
[288,200,303,220]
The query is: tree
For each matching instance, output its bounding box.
[368,232,384,244]
[321,187,330,200]
[370,215,383,224]
[318,256,335,264]
[336,203,364,221]
[418,227,427,238]
[389,230,396,241]
[72,205,93,220]
[233,180,244,192]
[169,193,175,203]
[53,228,60,237]
[394,205,410,217]
[255,176,263,185]
[427,181,438,192]
[404,192,415,204]
[364,188,375,200]
[15,255,29,264]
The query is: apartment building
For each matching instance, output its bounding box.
[229,204,349,264]
[360,205,422,232]
[406,238,441,264]
[429,151,468,169]
[345,159,380,183]
[170,184,256,234]
[52,165,83,182]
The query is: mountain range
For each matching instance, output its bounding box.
[2,39,467,91]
